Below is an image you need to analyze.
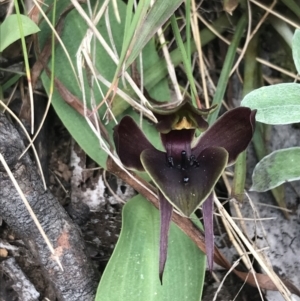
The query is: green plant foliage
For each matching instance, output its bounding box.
[251,147,300,192]
[124,0,184,68]
[2,74,23,92]
[38,0,170,169]
[241,29,300,196]
[292,29,300,74]
[241,83,300,125]
[0,14,40,52]
[96,194,206,301]
[208,14,247,125]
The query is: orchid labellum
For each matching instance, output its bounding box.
[113,101,256,282]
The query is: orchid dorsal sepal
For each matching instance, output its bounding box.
[152,100,218,134]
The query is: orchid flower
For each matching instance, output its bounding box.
[113,103,256,282]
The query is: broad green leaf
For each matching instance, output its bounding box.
[125,0,184,68]
[241,83,300,124]
[0,14,40,51]
[251,147,300,192]
[38,0,170,169]
[96,194,206,301]
[293,29,300,74]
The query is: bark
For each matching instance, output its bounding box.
[0,112,99,301]
[1,258,40,301]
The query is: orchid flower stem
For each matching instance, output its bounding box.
[208,14,247,125]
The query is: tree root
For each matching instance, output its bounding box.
[0,112,99,301]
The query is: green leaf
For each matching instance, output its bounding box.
[241,83,300,124]
[2,74,23,91]
[125,0,184,68]
[39,0,170,169]
[293,29,300,74]
[96,194,206,301]
[251,147,300,192]
[0,14,40,52]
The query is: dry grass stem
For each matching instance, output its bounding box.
[214,195,294,301]
[250,0,277,40]
[50,170,69,195]
[0,101,47,190]
[197,13,300,81]
[157,27,183,101]
[103,170,126,204]
[213,259,243,301]
[250,0,300,29]
[19,94,53,167]
[191,0,209,108]
[33,0,80,87]
[216,199,253,270]
[70,0,155,118]
[256,202,293,213]
[229,0,252,76]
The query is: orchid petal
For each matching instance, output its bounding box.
[158,191,173,284]
[161,129,195,160]
[202,193,214,272]
[192,107,256,164]
[113,116,155,171]
[141,147,228,216]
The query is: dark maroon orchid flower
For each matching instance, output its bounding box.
[114,105,256,282]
